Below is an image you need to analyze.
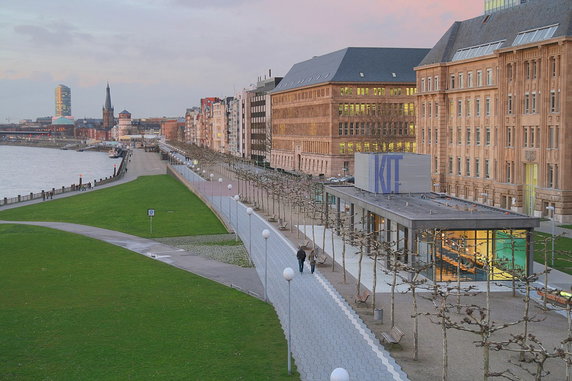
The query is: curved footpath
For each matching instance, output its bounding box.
[0,149,409,381]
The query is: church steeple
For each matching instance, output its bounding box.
[104,82,112,110]
[102,82,114,130]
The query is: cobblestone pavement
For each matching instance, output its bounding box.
[172,163,410,381]
[156,234,252,268]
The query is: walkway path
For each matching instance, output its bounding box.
[172,162,409,380]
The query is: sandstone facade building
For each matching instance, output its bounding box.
[270,47,429,177]
[416,0,572,222]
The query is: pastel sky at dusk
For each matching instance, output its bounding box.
[0,0,483,121]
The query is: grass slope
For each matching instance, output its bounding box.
[0,224,296,380]
[0,175,226,238]
[534,232,572,275]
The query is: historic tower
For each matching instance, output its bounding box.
[102,83,114,130]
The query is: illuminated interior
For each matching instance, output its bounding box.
[417,229,528,281]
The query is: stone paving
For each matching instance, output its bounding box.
[173,162,410,381]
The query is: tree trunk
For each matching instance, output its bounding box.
[391,252,397,328]
[331,225,336,272]
[372,250,378,311]
[342,231,347,283]
[442,313,448,381]
[357,249,363,295]
[413,287,419,361]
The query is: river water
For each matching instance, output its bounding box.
[0,145,123,198]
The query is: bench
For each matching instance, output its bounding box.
[354,290,371,304]
[278,218,289,230]
[267,215,277,222]
[382,326,404,346]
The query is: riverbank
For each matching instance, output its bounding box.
[0,138,82,149]
[0,145,130,207]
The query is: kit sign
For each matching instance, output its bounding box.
[374,154,403,194]
[354,152,431,194]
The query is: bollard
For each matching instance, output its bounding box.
[18,195,21,202]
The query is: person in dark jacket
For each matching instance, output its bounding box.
[296,247,306,273]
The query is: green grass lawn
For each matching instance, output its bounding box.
[534,232,572,275]
[0,224,297,380]
[0,175,226,238]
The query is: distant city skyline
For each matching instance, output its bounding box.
[0,0,482,121]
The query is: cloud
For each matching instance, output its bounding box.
[13,22,93,47]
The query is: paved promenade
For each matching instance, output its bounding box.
[1,149,409,380]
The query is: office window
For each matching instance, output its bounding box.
[434,129,438,144]
[457,100,462,117]
[465,158,470,176]
[523,127,528,147]
[531,93,537,113]
[550,57,558,77]
[532,60,538,79]
[524,94,530,114]
[449,100,454,116]
[548,126,559,149]
[476,127,481,145]
[506,127,513,147]
[530,127,536,148]
[428,102,432,118]
[421,128,425,144]
[449,127,453,144]
[475,98,481,116]
[477,70,483,87]
[338,122,343,135]
[550,90,559,113]
[525,61,530,79]
[457,127,462,145]
[421,103,426,117]
[507,64,513,82]
[486,68,493,85]
[506,162,512,183]
[448,157,453,174]
[421,78,426,92]
[427,77,432,92]
[475,158,480,177]
[507,95,513,114]
[428,128,431,144]
[466,127,471,145]
[434,76,439,91]
[434,156,438,173]
[450,75,456,89]
[459,73,464,88]
[485,159,490,179]
[467,72,474,87]
[457,157,461,176]
[466,99,471,117]
[486,127,491,145]
[485,97,491,116]
[435,103,439,118]
[547,164,558,189]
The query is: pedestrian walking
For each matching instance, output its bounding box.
[296,246,306,273]
[308,249,317,274]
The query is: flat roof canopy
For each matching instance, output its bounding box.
[325,185,540,231]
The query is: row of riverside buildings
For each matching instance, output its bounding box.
[176,0,572,223]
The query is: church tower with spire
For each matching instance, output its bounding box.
[102,83,114,130]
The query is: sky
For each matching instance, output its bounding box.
[0,0,483,121]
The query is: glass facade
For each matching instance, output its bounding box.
[417,229,528,281]
[484,0,526,14]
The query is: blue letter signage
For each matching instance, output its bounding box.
[374,154,403,194]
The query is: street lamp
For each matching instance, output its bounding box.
[283,267,295,375]
[546,205,555,267]
[233,194,240,242]
[218,177,223,210]
[330,368,350,381]
[209,173,214,201]
[246,207,253,255]
[227,184,233,221]
[262,229,270,302]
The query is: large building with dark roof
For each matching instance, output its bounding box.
[270,47,429,177]
[416,0,572,222]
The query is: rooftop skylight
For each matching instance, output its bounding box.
[452,40,505,61]
[512,24,559,46]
